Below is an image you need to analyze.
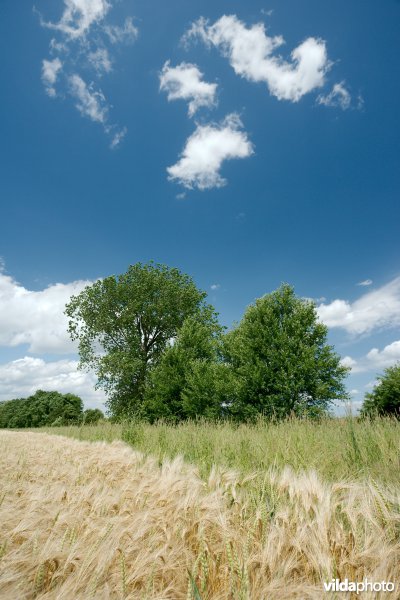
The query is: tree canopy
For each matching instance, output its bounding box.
[361,363,400,417]
[63,264,350,422]
[143,316,232,421]
[0,390,83,428]
[223,284,349,419]
[65,262,217,418]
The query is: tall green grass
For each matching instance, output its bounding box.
[32,416,400,485]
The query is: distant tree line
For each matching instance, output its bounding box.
[0,390,104,428]
[65,262,351,422]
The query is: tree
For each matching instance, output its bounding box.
[361,363,400,417]
[0,390,83,428]
[143,316,232,421]
[223,284,349,420]
[65,262,216,419]
[82,408,105,424]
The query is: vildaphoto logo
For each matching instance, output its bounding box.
[323,578,396,594]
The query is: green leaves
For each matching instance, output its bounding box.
[0,390,83,428]
[65,267,349,422]
[65,262,216,419]
[361,363,400,417]
[223,284,349,419]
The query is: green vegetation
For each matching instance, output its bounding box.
[0,391,104,428]
[0,390,83,428]
[65,262,349,421]
[34,416,400,485]
[65,261,217,419]
[81,407,105,424]
[361,362,400,417]
[223,284,348,419]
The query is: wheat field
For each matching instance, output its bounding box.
[0,430,399,599]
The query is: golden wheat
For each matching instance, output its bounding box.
[0,431,399,599]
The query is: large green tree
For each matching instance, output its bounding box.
[361,362,400,417]
[224,284,349,420]
[143,316,233,421]
[65,262,215,418]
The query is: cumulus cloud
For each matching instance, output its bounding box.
[42,58,63,97]
[317,277,400,335]
[167,113,254,190]
[184,15,330,102]
[0,357,106,408]
[338,340,400,375]
[0,270,92,354]
[41,0,111,39]
[210,283,221,291]
[341,356,358,371]
[366,340,400,370]
[317,81,351,110]
[160,61,218,117]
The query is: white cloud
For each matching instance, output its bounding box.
[0,357,106,408]
[104,16,138,44]
[67,74,127,146]
[0,270,92,354]
[167,113,254,190]
[39,3,136,147]
[341,356,358,370]
[317,81,351,110]
[357,279,373,287]
[366,341,400,370]
[109,126,127,149]
[68,74,108,123]
[210,283,220,291]
[49,38,68,54]
[364,380,377,390]
[338,340,400,375]
[88,47,112,74]
[184,15,330,102]
[42,58,63,97]
[160,61,218,117]
[317,277,400,335]
[42,0,111,39]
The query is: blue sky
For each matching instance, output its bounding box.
[0,0,399,413]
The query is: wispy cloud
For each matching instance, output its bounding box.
[184,15,330,102]
[317,276,400,335]
[69,74,108,123]
[167,113,254,190]
[88,48,112,74]
[357,279,373,287]
[42,58,63,97]
[40,0,111,39]
[104,16,138,44]
[38,0,136,147]
[109,126,127,149]
[160,61,218,117]
[210,283,220,290]
[317,81,352,110]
